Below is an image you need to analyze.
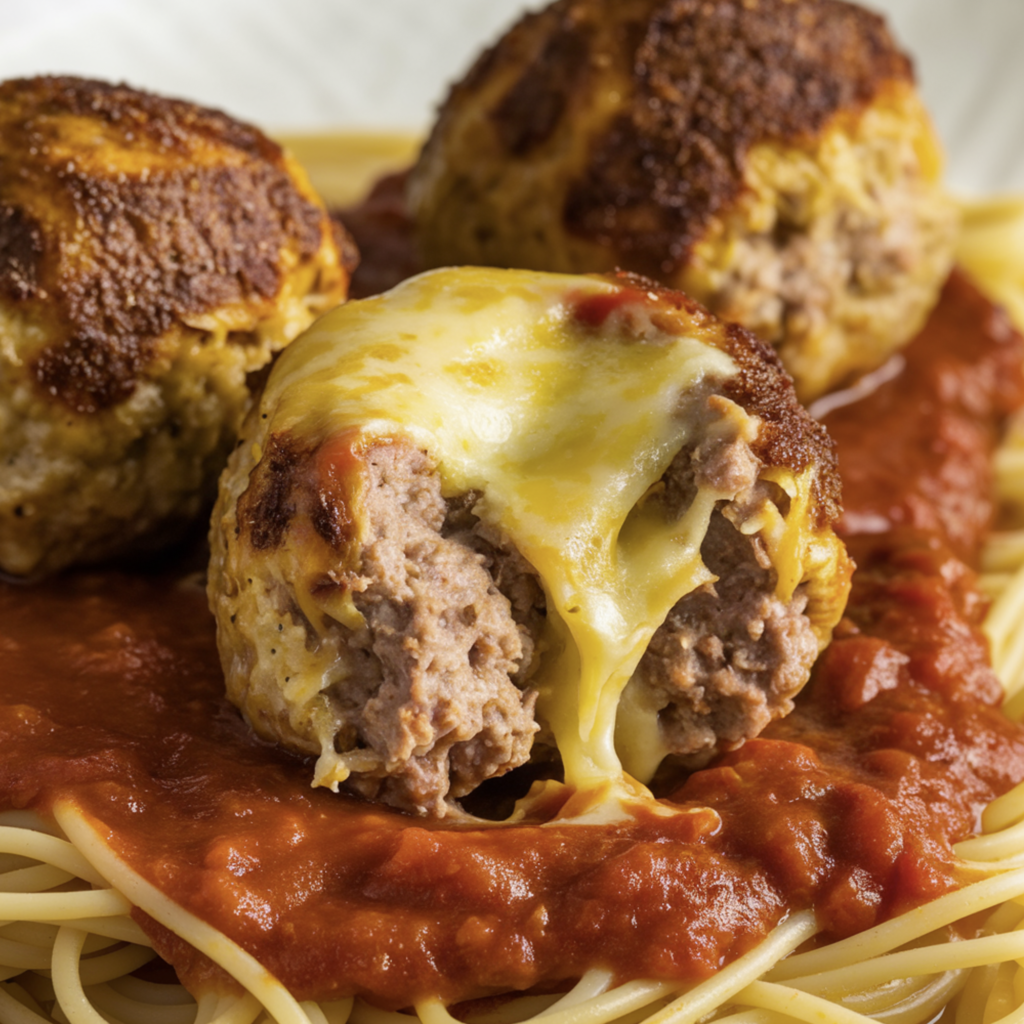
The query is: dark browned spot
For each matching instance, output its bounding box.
[238,432,360,554]
[492,14,594,156]
[0,76,330,412]
[311,488,354,549]
[0,205,45,301]
[562,0,912,278]
[33,333,147,413]
[238,433,310,552]
[62,161,320,325]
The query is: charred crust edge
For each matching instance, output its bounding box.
[551,0,914,277]
[238,432,358,554]
[0,76,283,161]
[0,76,332,413]
[720,322,841,526]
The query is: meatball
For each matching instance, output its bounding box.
[208,266,852,816]
[0,76,353,578]
[407,0,958,401]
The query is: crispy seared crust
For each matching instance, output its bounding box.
[409,0,956,401]
[610,272,841,525]
[423,0,911,280]
[721,321,840,527]
[0,76,343,413]
[0,76,352,577]
[560,0,911,275]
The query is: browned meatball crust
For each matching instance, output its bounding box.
[0,76,353,577]
[409,0,958,400]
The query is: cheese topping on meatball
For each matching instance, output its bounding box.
[209,267,851,815]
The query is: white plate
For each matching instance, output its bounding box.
[0,0,1021,194]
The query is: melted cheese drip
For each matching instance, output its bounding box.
[264,267,750,798]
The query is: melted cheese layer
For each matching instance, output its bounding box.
[262,267,757,798]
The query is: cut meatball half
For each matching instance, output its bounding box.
[0,76,353,578]
[407,0,958,401]
[208,267,852,816]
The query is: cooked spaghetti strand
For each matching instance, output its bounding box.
[50,927,110,1024]
[54,801,314,1024]
[643,912,818,1024]
[734,980,879,1024]
[0,890,131,922]
[768,868,1024,982]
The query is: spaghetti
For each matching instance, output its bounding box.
[4,192,1024,1024]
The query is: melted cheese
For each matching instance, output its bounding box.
[263,267,760,799]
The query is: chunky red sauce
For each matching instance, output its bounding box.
[2,271,1024,1008]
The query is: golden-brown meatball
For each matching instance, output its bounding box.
[208,266,852,816]
[0,76,353,578]
[408,0,958,401]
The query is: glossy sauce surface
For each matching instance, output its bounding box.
[2,271,1024,1008]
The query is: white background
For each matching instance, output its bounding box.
[1,0,1022,194]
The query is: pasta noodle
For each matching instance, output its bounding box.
[5,169,1024,1024]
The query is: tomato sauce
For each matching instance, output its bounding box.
[2,271,1024,1008]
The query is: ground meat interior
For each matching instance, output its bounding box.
[327,444,540,814]
[633,437,819,775]
[638,512,817,769]
[329,432,817,812]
